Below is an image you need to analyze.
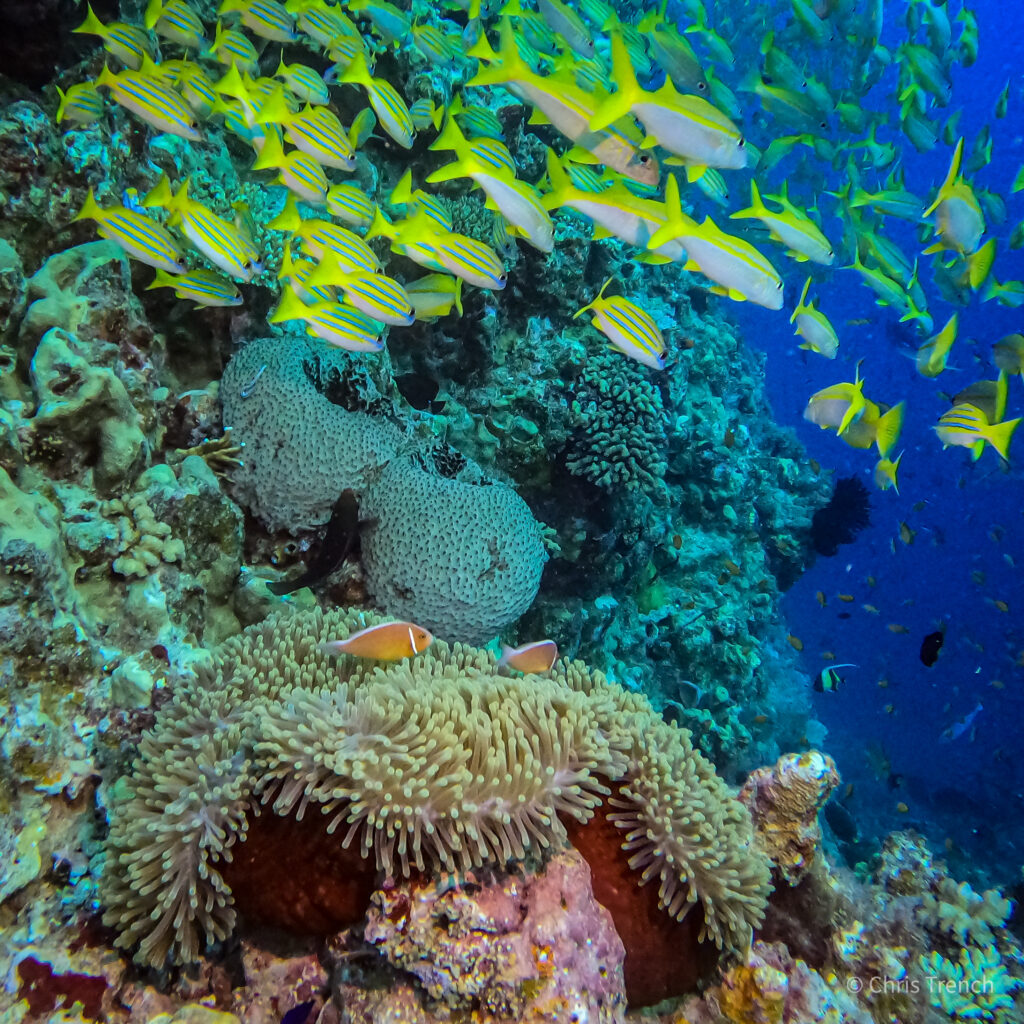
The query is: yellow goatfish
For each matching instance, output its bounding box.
[650,175,784,309]
[804,364,868,436]
[468,19,658,186]
[320,620,434,660]
[589,32,746,178]
[730,180,834,265]
[791,277,839,358]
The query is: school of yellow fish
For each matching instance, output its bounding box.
[60,0,1023,494]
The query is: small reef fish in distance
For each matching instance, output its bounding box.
[814,664,856,693]
[497,639,559,673]
[320,621,434,661]
[920,629,944,667]
[940,701,983,742]
[574,277,666,370]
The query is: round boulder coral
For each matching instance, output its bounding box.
[359,450,548,645]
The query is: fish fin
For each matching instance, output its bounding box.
[968,237,996,290]
[251,127,287,170]
[74,2,107,36]
[390,168,414,206]
[875,401,905,457]
[429,113,467,154]
[453,276,464,317]
[142,172,174,209]
[588,32,639,131]
[426,158,470,184]
[647,173,692,249]
[985,416,1021,460]
[566,145,599,165]
[267,191,301,231]
[73,187,103,223]
[527,106,551,126]
[268,284,311,324]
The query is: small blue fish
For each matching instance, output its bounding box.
[941,702,983,742]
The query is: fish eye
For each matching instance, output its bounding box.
[776,281,783,290]
[698,82,707,92]
[639,154,651,165]
[738,138,745,148]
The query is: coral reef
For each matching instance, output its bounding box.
[739,751,841,885]
[357,849,627,1022]
[101,606,771,979]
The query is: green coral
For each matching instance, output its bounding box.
[564,349,668,495]
[920,877,1015,947]
[919,946,1022,1022]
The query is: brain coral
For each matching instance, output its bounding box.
[359,449,547,644]
[102,607,771,971]
[220,334,402,532]
[564,349,668,494]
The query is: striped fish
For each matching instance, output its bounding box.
[218,0,297,43]
[175,65,218,116]
[451,96,504,141]
[73,5,154,69]
[207,21,261,71]
[388,173,454,232]
[347,0,411,45]
[275,57,330,106]
[269,286,385,353]
[258,94,356,171]
[326,184,375,230]
[406,274,464,321]
[278,243,339,304]
[144,0,206,50]
[252,131,329,204]
[409,98,442,132]
[74,190,188,274]
[95,61,202,140]
[432,234,507,290]
[306,254,414,325]
[293,5,352,49]
[574,279,666,370]
[412,23,460,65]
[270,195,381,272]
[144,175,262,281]
[147,267,243,307]
[325,35,363,74]
[56,83,104,126]
[336,51,414,149]
[347,106,377,148]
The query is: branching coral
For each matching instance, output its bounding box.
[101,607,771,971]
[919,946,1022,1022]
[563,349,668,495]
[920,877,1015,947]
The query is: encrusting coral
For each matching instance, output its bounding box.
[101,606,771,981]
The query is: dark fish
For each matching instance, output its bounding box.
[920,629,944,667]
[396,371,446,413]
[267,489,362,596]
[824,800,859,843]
[281,1001,315,1024]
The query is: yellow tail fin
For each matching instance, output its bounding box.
[986,416,1021,460]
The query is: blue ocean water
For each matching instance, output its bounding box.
[731,0,1024,883]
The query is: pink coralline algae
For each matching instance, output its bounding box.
[352,848,628,1024]
[739,751,841,885]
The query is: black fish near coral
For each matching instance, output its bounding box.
[266,489,363,595]
[810,477,871,557]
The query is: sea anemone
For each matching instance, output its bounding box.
[101,607,772,990]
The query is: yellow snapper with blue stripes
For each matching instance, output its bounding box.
[218,0,297,42]
[279,242,339,304]
[275,56,331,105]
[270,285,386,352]
[56,83,104,126]
[649,176,784,309]
[451,93,505,141]
[257,93,357,171]
[162,60,218,116]
[326,184,376,231]
[428,118,553,253]
[430,233,507,290]
[270,195,381,272]
[409,98,444,132]
[207,21,261,72]
[412,23,461,67]
[95,59,203,140]
[389,172,453,232]
[252,130,329,204]
[574,278,666,370]
[74,189,188,274]
[145,0,207,50]
[73,4,155,69]
[288,0,354,49]
[431,118,517,176]
[405,274,464,321]
[305,254,415,326]
[147,267,243,307]
[143,175,263,281]
[336,50,415,149]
